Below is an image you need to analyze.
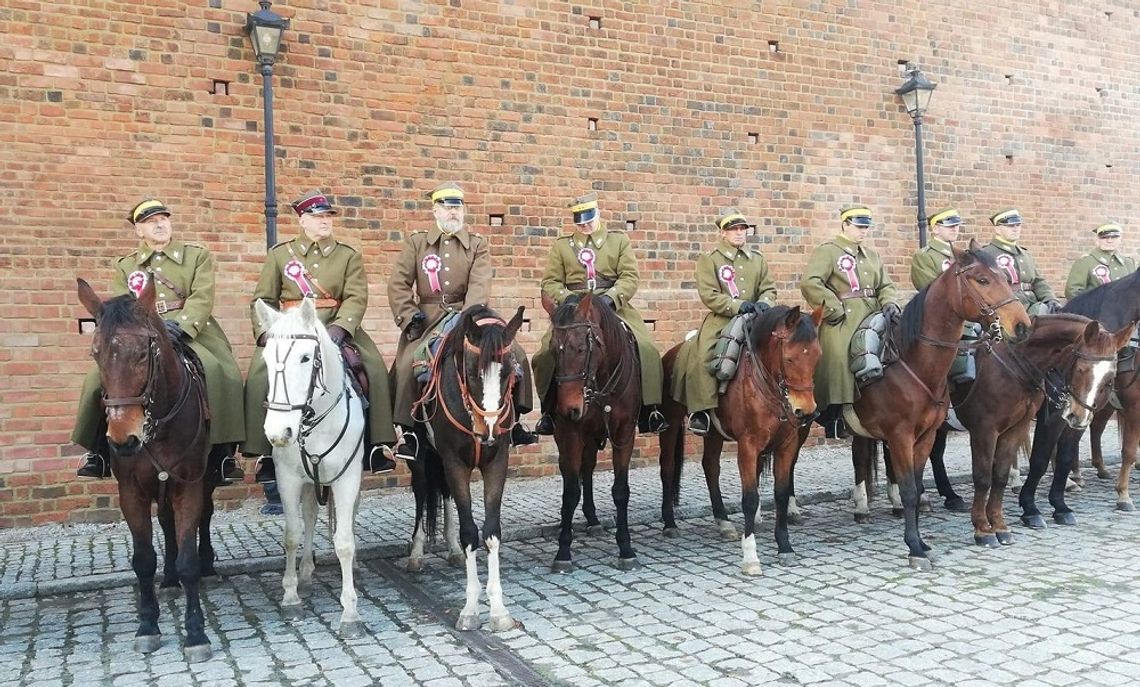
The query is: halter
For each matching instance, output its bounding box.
[917,259,1019,350]
[552,321,627,406]
[743,322,815,425]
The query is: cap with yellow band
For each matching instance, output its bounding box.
[990,207,1022,226]
[569,192,599,225]
[928,207,963,229]
[839,206,873,227]
[428,182,465,206]
[1094,223,1122,238]
[128,199,171,224]
[716,208,748,231]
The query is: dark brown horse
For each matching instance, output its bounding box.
[409,304,525,631]
[542,293,641,571]
[846,241,1032,570]
[659,305,823,574]
[77,278,214,662]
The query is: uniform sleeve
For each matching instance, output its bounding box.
[696,253,738,317]
[1064,259,1089,300]
[177,247,215,339]
[1028,254,1057,302]
[910,251,940,291]
[799,246,844,322]
[387,236,420,329]
[250,249,283,339]
[540,243,570,305]
[111,258,131,297]
[874,261,901,307]
[605,233,639,308]
[464,236,492,308]
[752,255,777,306]
[332,248,368,335]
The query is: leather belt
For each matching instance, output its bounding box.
[566,276,617,291]
[839,288,876,300]
[281,298,340,310]
[419,292,467,305]
[1018,283,1034,291]
[155,299,185,314]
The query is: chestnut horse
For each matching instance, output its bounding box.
[77,278,214,662]
[659,305,823,575]
[846,240,1032,570]
[542,293,641,571]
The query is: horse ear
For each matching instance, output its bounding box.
[135,275,157,313]
[505,306,525,341]
[1082,319,1101,345]
[810,305,825,328]
[254,299,281,333]
[1111,321,1137,351]
[298,298,318,328]
[77,278,103,319]
[541,292,556,317]
[952,240,977,266]
[784,305,801,330]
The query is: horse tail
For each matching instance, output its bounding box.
[416,438,449,540]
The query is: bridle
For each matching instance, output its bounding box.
[743,321,815,426]
[552,321,627,407]
[918,259,1019,350]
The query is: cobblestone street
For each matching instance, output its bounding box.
[3,431,1140,686]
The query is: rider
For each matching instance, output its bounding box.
[910,208,963,290]
[532,192,668,435]
[979,207,1061,316]
[672,208,777,436]
[1065,223,1136,299]
[799,206,902,439]
[73,199,245,482]
[242,189,397,482]
[386,181,537,460]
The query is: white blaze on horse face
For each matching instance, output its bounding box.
[1071,360,1114,427]
[480,361,503,441]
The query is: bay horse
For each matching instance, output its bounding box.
[659,306,823,575]
[409,304,524,632]
[542,292,641,572]
[77,278,214,662]
[255,298,365,637]
[846,240,1032,570]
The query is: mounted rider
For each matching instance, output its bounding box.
[386,181,537,460]
[532,192,668,435]
[799,206,902,439]
[1065,223,1136,299]
[979,207,1061,316]
[242,189,397,482]
[73,199,245,482]
[671,208,777,436]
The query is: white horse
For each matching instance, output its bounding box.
[255,298,365,637]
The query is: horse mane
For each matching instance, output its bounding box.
[749,305,817,351]
[439,304,510,372]
[1064,269,1140,328]
[96,294,150,337]
[895,285,928,356]
[553,294,626,350]
[1027,313,1094,348]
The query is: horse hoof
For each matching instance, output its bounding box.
[1116,500,1135,513]
[551,559,574,574]
[662,527,680,539]
[133,634,161,654]
[183,643,212,663]
[1020,514,1047,530]
[339,620,365,639]
[995,531,1014,546]
[973,534,1000,549]
[741,561,763,576]
[908,556,933,572]
[918,498,933,514]
[1052,511,1078,526]
[854,513,871,525]
[1010,485,1022,495]
[455,613,480,631]
[448,553,467,568]
[159,578,181,590]
[488,614,517,632]
[920,540,932,552]
[717,521,737,541]
[406,558,425,573]
[282,604,304,621]
[891,507,904,518]
[1065,480,1082,493]
[777,552,797,567]
[586,524,606,536]
[787,512,803,526]
[944,497,970,513]
[617,556,640,571]
[1097,469,1112,480]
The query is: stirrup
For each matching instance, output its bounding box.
[220,455,244,481]
[254,456,276,485]
[395,431,418,461]
[76,452,110,479]
[646,408,669,434]
[367,445,397,474]
[534,413,555,436]
[687,411,710,437]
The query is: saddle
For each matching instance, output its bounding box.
[339,340,369,403]
[162,321,210,421]
[414,312,460,384]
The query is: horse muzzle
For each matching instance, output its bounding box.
[109,435,143,458]
[265,423,297,448]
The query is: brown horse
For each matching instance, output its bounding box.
[846,240,1032,570]
[77,278,214,662]
[542,293,641,571]
[659,305,823,574]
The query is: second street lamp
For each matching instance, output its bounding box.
[895,63,937,247]
[245,1,289,249]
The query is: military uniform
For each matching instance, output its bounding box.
[1065,224,1135,298]
[672,212,777,415]
[910,237,955,290]
[799,209,900,411]
[978,208,1058,315]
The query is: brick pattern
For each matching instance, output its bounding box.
[2,1,1138,524]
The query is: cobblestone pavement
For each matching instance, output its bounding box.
[4,429,1140,686]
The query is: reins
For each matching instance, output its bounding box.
[551,313,637,449]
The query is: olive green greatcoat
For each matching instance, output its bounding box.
[909,238,955,290]
[799,234,900,407]
[1064,248,1136,299]
[533,227,663,405]
[242,235,395,455]
[670,240,777,412]
[386,226,534,426]
[979,238,1056,308]
[72,240,246,450]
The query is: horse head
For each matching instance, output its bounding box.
[549,293,619,423]
[448,305,524,445]
[255,298,341,448]
[751,305,824,423]
[949,239,1033,343]
[1053,318,1135,429]
[78,277,174,456]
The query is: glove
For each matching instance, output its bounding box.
[327,324,350,345]
[256,332,268,347]
[882,302,902,320]
[755,301,772,313]
[737,301,757,315]
[1045,299,1063,314]
[598,294,617,310]
[163,319,190,341]
[404,311,427,341]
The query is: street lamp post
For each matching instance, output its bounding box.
[245,1,289,249]
[895,63,937,247]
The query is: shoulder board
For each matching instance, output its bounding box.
[115,253,136,264]
[334,241,359,253]
[184,242,205,249]
[271,239,291,250]
[408,230,427,236]
[609,230,628,240]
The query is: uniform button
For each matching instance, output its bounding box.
[156,267,162,272]
[445,253,450,258]
[313,264,319,268]
[445,281,451,286]
[154,255,162,261]
[445,267,450,272]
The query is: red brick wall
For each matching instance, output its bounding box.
[2,0,1137,525]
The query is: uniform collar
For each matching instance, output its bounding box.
[570,226,607,249]
[833,233,864,255]
[1091,247,1122,264]
[295,234,338,257]
[990,236,1020,253]
[928,237,954,257]
[136,240,186,266]
[428,225,471,249]
[716,239,748,260]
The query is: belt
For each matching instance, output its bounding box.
[419,292,466,305]
[155,299,185,314]
[1018,283,1034,292]
[839,288,876,300]
[566,276,617,291]
[281,298,340,310]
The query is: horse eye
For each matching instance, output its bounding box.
[300,354,312,363]
[975,277,989,285]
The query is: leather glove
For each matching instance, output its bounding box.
[163,319,190,341]
[598,294,617,310]
[882,302,902,320]
[1045,299,1063,314]
[737,301,757,315]
[404,311,427,341]
[256,332,268,347]
[328,324,350,345]
[755,301,772,313]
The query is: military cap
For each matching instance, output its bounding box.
[428,182,465,205]
[291,189,338,217]
[839,206,873,227]
[716,208,749,231]
[928,207,964,228]
[128,199,171,224]
[569,192,599,225]
[990,207,1022,226]
[1094,223,1122,238]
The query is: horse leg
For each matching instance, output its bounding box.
[969,431,999,548]
[1090,407,1114,479]
[444,497,465,566]
[198,485,217,578]
[852,437,873,523]
[1115,411,1139,511]
[913,427,940,554]
[298,485,319,586]
[989,428,1024,545]
[332,472,363,638]
[611,442,639,570]
[580,450,603,533]
[1019,410,1063,529]
[929,425,966,511]
[700,434,733,539]
[481,454,515,632]
[120,486,162,654]
[552,437,583,572]
[157,498,180,589]
[659,413,684,536]
[172,482,211,662]
[276,468,305,614]
[771,436,799,566]
[1049,429,1081,526]
[407,459,428,572]
[887,436,929,570]
[786,447,803,525]
[446,466,483,631]
[736,439,762,577]
[883,442,905,516]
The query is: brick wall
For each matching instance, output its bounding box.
[1,0,1138,525]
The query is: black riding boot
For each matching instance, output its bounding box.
[255,456,276,484]
[511,417,539,446]
[366,445,397,474]
[638,405,669,434]
[534,413,554,435]
[76,451,110,479]
[688,410,711,436]
[395,425,419,461]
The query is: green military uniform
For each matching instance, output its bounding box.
[672,237,777,412]
[979,237,1055,310]
[72,239,246,450]
[910,237,955,290]
[800,230,900,408]
[533,227,664,406]
[1065,225,1135,298]
[242,234,396,455]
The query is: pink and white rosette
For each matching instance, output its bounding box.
[995,254,1019,284]
[284,259,314,296]
[718,265,740,298]
[421,254,443,293]
[940,258,952,273]
[1093,264,1111,284]
[577,247,597,286]
[127,270,148,297]
[837,254,860,291]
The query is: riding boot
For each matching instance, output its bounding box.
[510,419,539,446]
[76,451,110,479]
[395,425,419,461]
[366,445,397,474]
[638,405,669,434]
[534,413,555,436]
[254,456,276,484]
[688,410,711,436]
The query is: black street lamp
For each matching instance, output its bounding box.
[245,1,289,249]
[895,63,937,247]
